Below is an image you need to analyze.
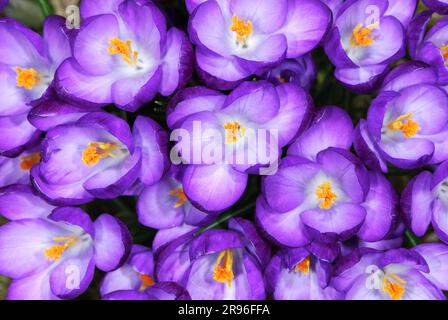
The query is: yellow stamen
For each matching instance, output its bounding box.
[43,236,78,262]
[169,187,188,208]
[350,22,378,47]
[107,37,139,66]
[139,274,155,291]
[387,113,421,138]
[223,121,246,144]
[82,142,118,167]
[19,152,41,171]
[231,14,252,47]
[382,273,406,300]
[15,67,41,90]
[294,257,310,275]
[315,181,337,209]
[441,44,448,66]
[213,250,234,288]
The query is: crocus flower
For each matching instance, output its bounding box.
[324,0,414,92]
[156,218,270,300]
[187,0,331,89]
[100,244,156,296]
[408,12,448,85]
[31,112,169,205]
[57,0,193,112]
[0,143,40,187]
[137,165,217,229]
[167,81,312,212]
[332,248,446,300]
[354,62,448,172]
[422,0,448,15]
[264,248,342,300]
[256,106,397,249]
[0,16,71,154]
[401,160,448,243]
[100,244,191,300]
[0,207,132,300]
[262,53,316,91]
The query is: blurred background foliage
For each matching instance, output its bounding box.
[0,0,443,299]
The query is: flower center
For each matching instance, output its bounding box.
[231,14,252,48]
[315,181,337,209]
[139,274,155,291]
[223,121,246,144]
[169,187,188,208]
[44,236,78,262]
[107,37,139,66]
[15,67,41,90]
[213,249,234,288]
[387,113,420,138]
[441,44,448,66]
[350,22,377,47]
[294,257,310,275]
[382,273,406,300]
[82,142,118,167]
[19,152,41,171]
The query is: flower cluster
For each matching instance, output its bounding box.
[1,0,448,301]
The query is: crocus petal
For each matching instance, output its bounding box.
[183,164,247,212]
[279,0,331,58]
[160,28,194,96]
[358,172,397,242]
[413,243,448,291]
[301,203,367,242]
[93,214,132,272]
[288,106,353,161]
[0,184,55,220]
[7,269,57,300]
[401,171,433,237]
[133,116,169,186]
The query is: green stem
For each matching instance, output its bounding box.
[196,202,256,235]
[38,0,54,17]
[405,230,418,247]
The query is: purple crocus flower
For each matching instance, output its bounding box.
[137,165,217,229]
[100,244,191,300]
[256,106,397,250]
[408,11,448,85]
[100,244,155,295]
[156,218,270,300]
[0,143,40,187]
[168,81,312,212]
[401,160,448,243]
[354,62,448,172]
[262,53,316,91]
[264,248,342,300]
[324,0,414,92]
[0,16,71,154]
[332,248,447,300]
[187,0,331,89]
[57,0,193,112]
[31,112,169,206]
[0,207,132,300]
